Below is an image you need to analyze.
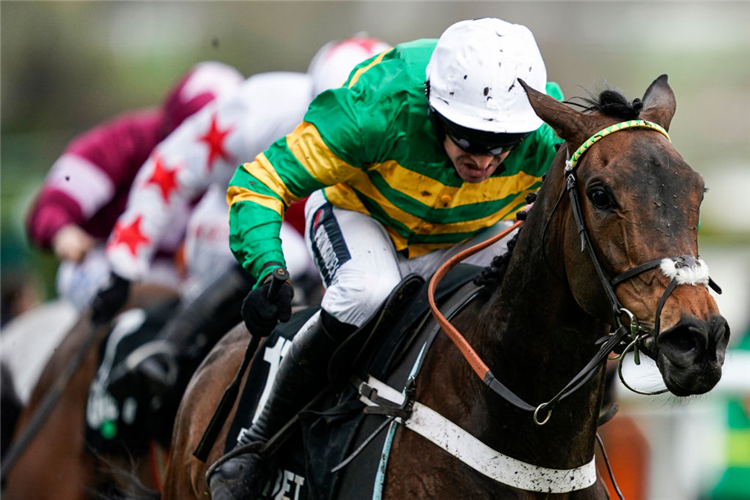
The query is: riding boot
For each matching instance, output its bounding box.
[208,311,355,500]
[107,264,254,420]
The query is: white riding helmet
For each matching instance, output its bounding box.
[426,18,547,135]
[161,61,244,135]
[307,35,392,97]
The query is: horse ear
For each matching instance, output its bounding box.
[518,79,588,146]
[640,74,676,131]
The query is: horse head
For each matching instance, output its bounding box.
[521,75,729,397]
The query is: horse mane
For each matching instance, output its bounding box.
[474,84,642,290]
[565,85,644,119]
[473,191,536,291]
[473,230,521,291]
[90,450,161,500]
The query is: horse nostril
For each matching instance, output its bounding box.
[659,320,709,357]
[670,333,697,352]
[657,317,728,394]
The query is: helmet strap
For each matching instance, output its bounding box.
[427,104,447,146]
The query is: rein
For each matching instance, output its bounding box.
[428,119,722,424]
[427,220,627,425]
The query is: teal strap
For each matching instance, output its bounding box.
[372,343,428,499]
[372,421,398,499]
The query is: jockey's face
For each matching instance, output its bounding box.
[443,136,511,183]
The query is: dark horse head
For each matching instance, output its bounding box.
[521,75,730,397]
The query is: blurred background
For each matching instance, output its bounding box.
[1,2,748,499]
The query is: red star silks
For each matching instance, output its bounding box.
[108,215,150,257]
[144,155,180,203]
[199,114,234,171]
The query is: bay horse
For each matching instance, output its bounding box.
[1,283,178,500]
[159,74,729,499]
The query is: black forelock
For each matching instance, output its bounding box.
[565,86,644,120]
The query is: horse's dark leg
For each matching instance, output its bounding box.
[208,311,354,500]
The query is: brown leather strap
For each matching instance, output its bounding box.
[427,219,524,380]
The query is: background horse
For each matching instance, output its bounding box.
[2,283,178,500]
[158,74,728,499]
[1,299,78,458]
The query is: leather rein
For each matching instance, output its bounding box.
[427,120,722,425]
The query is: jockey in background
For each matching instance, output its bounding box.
[89,36,392,420]
[25,61,244,310]
[209,18,565,500]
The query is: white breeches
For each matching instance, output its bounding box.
[304,190,515,327]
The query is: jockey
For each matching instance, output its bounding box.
[25,61,244,310]
[209,18,565,499]
[89,36,392,416]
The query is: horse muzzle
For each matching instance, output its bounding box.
[654,314,730,396]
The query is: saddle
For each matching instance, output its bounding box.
[225,264,483,500]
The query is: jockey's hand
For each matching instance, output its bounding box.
[52,224,94,262]
[91,273,131,324]
[241,276,294,338]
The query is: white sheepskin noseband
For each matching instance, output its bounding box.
[659,257,710,286]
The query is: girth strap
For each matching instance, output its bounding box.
[359,376,598,493]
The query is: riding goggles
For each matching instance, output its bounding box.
[431,107,530,156]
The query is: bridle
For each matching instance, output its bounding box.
[428,119,722,424]
[559,120,721,394]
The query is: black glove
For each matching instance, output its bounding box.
[91,273,131,324]
[240,278,294,338]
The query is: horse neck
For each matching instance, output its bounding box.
[464,167,608,468]
[495,179,600,367]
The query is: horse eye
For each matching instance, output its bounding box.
[588,188,612,210]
